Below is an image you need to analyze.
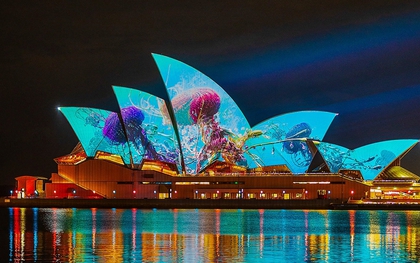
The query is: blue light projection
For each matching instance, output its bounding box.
[153,54,251,173]
[214,13,420,89]
[59,54,418,177]
[244,111,337,173]
[112,86,182,170]
[59,107,131,164]
[316,139,419,180]
[315,142,349,173]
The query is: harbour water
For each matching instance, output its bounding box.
[4,207,420,262]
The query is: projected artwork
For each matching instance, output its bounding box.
[316,139,418,180]
[342,140,418,180]
[59,54,418,178]
[244,111,337,174]
[113,86,182,170]
[153,54,252,173]
[315,142,350,173]
[59,107,131,165]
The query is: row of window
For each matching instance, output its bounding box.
[117,181,244,185]
[193,192,305,200]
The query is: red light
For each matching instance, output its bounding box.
[351,190,354,194]
[133,190,136,194]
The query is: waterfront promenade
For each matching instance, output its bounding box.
[1,198,332,209]
[3,197,420,210]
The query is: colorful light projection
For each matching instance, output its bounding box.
[59,107,131,165]
[153,54,341,174]
[153,54,251,173]
[59,55,418,176]
[245,111,337,173]
[316,139,419,180]
[315,142,350,173]
[342,139,418,180]
[112,86,182,171]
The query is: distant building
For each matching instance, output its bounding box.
[14,176,48,198]
[17,54,420,201]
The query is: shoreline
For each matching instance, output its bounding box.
[3,197,420,210]
[1,198,332,209]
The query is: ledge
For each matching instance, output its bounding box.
[1,198,333,209]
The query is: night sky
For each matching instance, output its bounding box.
[2,1,420,186]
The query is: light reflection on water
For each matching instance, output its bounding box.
[5,207,420,262]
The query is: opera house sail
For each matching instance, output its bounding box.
[112,86,182,172]
[153,53,252,174]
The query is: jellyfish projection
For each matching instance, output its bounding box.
[103,106,165,161]
[281,122,313,167]
[59,107,132,165]
[189,88,221,124]
[103,112,126,144]
[243,111,338,173]
[153,53,253,173]
[171,87,248,172]
[120,106,145,144]
[376,150,396,168]
[283,123,312,154]
[111,86,183,170]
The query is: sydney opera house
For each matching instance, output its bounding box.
[16,54,420,201]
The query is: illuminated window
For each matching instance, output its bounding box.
[159,193,169,199]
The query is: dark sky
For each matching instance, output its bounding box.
[2,1,420,185]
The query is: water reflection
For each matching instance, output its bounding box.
[7,208,420,262]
